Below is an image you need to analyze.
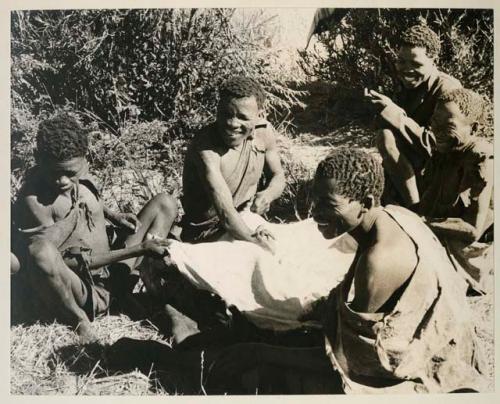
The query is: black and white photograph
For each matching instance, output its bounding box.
[7,1,495,396]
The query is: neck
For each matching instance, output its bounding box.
[349,206,383,247]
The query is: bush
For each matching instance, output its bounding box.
[11,9,304,134]
[300,9,493,122]
[11,9,306,204]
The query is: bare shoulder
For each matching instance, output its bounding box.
[14,192,54,229]
[186,126,222,168]
[253,119,277,150]
[366,213,417,280]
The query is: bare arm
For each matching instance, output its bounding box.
[367,89,434,157]
[351,242,416,313]
[196,148,255,241]
[19,195,167,270]
[427,158,493,244]
[260,133,286,202]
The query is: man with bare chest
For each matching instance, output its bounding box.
[180,76,286,250]
[12,114,177,342]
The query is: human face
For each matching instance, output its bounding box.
[312,178,364,239]
[395,46,435,89]
[431,101,472,153]
[216,96,261,148]
[39,156,88,194]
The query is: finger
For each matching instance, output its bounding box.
[122,220,136,230]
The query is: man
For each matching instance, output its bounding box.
[367,24,461,208]
[107,148,486,394]
[180,76,286,251]
[11,113,177,342]
[419,88,494,293]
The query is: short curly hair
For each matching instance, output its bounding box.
[401,24,441,60]
[36,113,89,162]
[315,148,385,205]
[219,76,266,109]
[437,88,487,125]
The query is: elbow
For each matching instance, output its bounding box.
[468,228,483,244]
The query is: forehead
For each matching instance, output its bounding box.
[397,45,432,63]
[44,156,86,171]
[313,178,350,202]
[219,95,259,110]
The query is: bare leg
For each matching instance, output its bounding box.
[376,129,420,207]
[121,193,178,271]
[27,239,95,343]
[11,252,21,275]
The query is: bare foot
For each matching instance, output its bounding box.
[76,320,97,344]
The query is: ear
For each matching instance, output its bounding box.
[470,121,479,136]
[361,195,375,212]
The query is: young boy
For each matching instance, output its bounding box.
[107,148,486,394]
[367,24,461,208]
[180,76,285,250]
[11,114,178,342]
[419,88,494,293]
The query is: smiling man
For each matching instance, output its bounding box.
[180,76,285,250]
[366,24,461,208]
[106,148,487,394]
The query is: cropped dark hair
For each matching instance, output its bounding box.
[219,76,266,109]
[315,148,385,205]
[437,88,487,125]
[401,24,441,60]
[35,113,89,162]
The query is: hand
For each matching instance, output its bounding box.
[109,212,141,233]
[207,343,260,388]
[141,238,172,258]
[250,191,271,215]
[364,88,394,110]
[252,225,276,255]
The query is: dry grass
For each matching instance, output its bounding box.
[10,129,495,395]
[10,315,172,395]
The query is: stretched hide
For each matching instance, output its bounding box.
[167,211,357,331]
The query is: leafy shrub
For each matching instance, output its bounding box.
[11,9,304,134]
[11,8,306,205]
[300,9,493,124]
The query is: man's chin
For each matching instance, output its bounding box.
[399,77,424,89]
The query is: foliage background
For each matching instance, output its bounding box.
[10,8,305,208]
[300,8,494,126]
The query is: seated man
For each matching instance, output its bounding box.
[367,24,461,208]
[11,113,177,342]
[179,75,285,250]
[419,88,494,293]
[108,148,486,394]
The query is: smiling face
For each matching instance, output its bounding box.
[431,101,473,153]
[395,46,435,89]
[39,156,88,194]
[216,95,261,148]
[312,177,364,239]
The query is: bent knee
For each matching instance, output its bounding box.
[28,239,62,275]
[375,129,398,156]
[152,193,178,217]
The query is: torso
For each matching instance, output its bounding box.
[182,121,270,222]
[420,138,494,219]
[348,209,418,313]
[15,172,110,254]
